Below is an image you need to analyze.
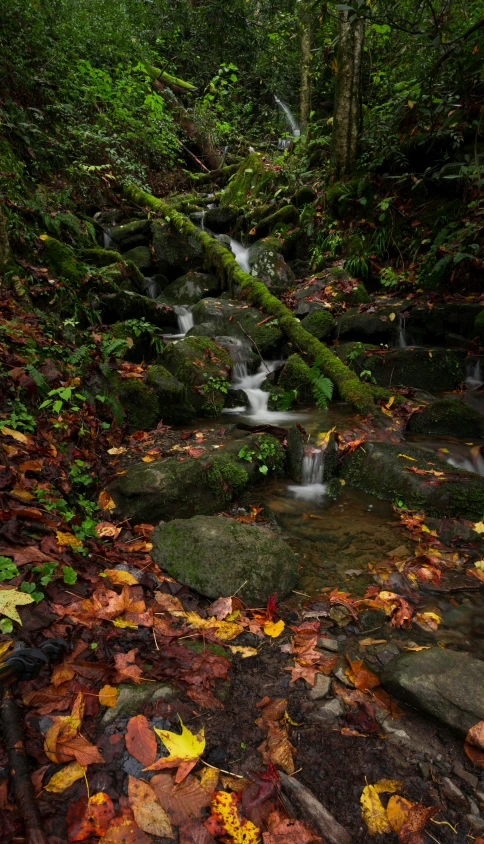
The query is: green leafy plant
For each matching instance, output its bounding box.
[39,386,87,416]
[1,400,36,433]
[309,357,333,409]
[20,561,78,603]
[0,557,19,582]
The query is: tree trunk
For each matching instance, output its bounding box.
[330,11,364,181]
[299,1,312,133]
[0,205,11,281]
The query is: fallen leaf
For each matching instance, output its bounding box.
[114,649,142,684]
[229,646,258,658]
[361,780,402,835]
[56,531,83,551]
[103,807,152,844]
[98,490,116,510]
[151,767,219,826]
[264,619,285,638]
[95,523,122,539]
[67,792,115,842]
[126,715,157,767]
[205,791,259,844]
[465,720,484,767]
[263,810,322,843]
[128,776,174,839]
[45,761,86,793]
[0,587,35,623]
[103,569,139,585]
[0,426,32,445]
[99,685,118,708]
[180,820,216,844]
[145,717,206,783]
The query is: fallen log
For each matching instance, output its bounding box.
[278,771,353,844]
[122,182,381,416]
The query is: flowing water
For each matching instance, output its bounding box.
[275,96,301,138]
[103,230,114,249]
[466,358,483,389]
[174,306,194,335]
[229,239,251,274]
[225,360,298,423]
[288,447,327,501]
[144,277,161,299]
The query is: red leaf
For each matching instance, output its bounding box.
[126,715,157,767]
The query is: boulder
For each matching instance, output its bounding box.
[335,345,466,392]
[340,441,484,518]
[108,219,151,245]
[381,648,484,735]
[336,309,398,343]
[278,354,313,403]
[100,260,146,294]
[300,309,334,341]
[145,364,194,424]
[161,335,232,416]
[221,153,282,208]
[204,206,238,234]
[293,267,369,316]
[159,272,220,305]
[150,515,298,606]
[407,398,484,438]
[41,236,85,283]
[151,220,204,280]
[121,246,152,273]
[82,247,124,268]
[291,186,317,208]
[109,322,158,364]
[248,240,295,296]
[99,290,177,330]
[407,302,484,344]
[190,298,283,356]
[254,205,299,238]
[111,377,160,433]
[108,433,285,523]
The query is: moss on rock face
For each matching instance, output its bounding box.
[121,245,152,273]
[407,398,484,438]
[300,309,334,340]
[291,186,317,208]
[151,220,204,280]
[162,335,232,416]
[108,219,151,245]
[333,281,369,306]
[255,205,300,238]
[335,345,466,392]
[110,321,157,363]
[100,260,146,294]
[336,309,397,342]
[340,441,484,518]
[82,247,123,268]
[150,515,298,606]
[191,298,284,356]
[41,236,85,282]
[204,206,239,234]
[146,364,195,424]
[110,376,160,432]
[278,354,313,403]
[221,153,280,209]
[247,240,295,296]
[99,289,177,329]
[160,272,220,305]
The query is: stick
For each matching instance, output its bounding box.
[0,692,48,844]
[236,321,270,373]
[278,770,352,844]
[177,140,210,173]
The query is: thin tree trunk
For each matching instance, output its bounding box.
[330,11,365,181]
[0,205,11,281]
[300,1,312,133]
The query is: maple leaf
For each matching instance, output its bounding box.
[67,792,115,842]
[151,767,219,827]
[114,649,142,684]
[128,776,174,839]
[144,717,206,783]
[0,587,34,623]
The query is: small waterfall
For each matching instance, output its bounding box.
[103,230,114,249]
[275,96,301,138]
[226,360,284,421]
[230,239,251,274]
[466,359,483,390]
[174,306,194,336]
[397,315,407,348]
[144,277,161,300]
[289,446,327,500]
[447,451,484,477]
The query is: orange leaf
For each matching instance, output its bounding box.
[126,715,157,767]
[98,490,116,511]
[114,649,142,684]
[99,685,118,708]
[68,792,115,842]
[103,807,152,844]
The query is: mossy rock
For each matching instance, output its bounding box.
[108,219,151,245]
[335,345,466,392]
[339,441,484,518]
[146,364,195,424]
[40,236,86,283]
[291,186,316,208]
[293,268,368,314]
[407,303,483,344]
[191,298,284,357]
[151,220,204,280]
[300,309,334,341]
[475,310,484,341]
[100,260,146,294]
[333,281,369,306]
[110,321,158,364]
[99,290,177,330]
[278,354,313,403]
[150,515,298,606]
[247,239,295,296]
[407,398,484,438]
[204,206,239,234]
[122,245,152,273]
[326,178,374,219]
[159,272,220,305]
[162,335,232,416]
[82,247,123,268]
[110,376,160,433]
[255,205,299,238]
[336,309,397,343]
[221,153,283,209]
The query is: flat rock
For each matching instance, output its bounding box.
[309,674,332,700]
[150,514,298,607]
[309,697,344,721]
[381,647,484,735]
[102,682,178,726]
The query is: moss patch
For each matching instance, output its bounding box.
[40,236,85,283]
[300,309,334,341]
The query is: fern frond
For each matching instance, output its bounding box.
[25,364,48,391]
[311,375,333,410]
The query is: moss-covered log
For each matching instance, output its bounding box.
[123,182,379,415]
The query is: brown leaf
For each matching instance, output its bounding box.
[399,804,439,844]
[151,767,219,827]
[263,810,322,843]
[465,720,484,767]
[114,649,142,684]
[67,792,115,842]
[126,715,157,767]
[128,776,174,839]
[103,807,152,844]
[179,820,215,844]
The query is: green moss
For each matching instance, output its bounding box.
[41,235,86,283]
[408,398,484,438]
[162,336,231,386]
[255,204,299,237]
[112,376,159,432]
[81,247,122,268]
[475,310,484,341]
[221,153,282,209]
[208,454,249,496]
[334,281,369,305]
[182,641,229,659]
[278,354,313,402]
[300,310,334,340]
[291,186,316,208]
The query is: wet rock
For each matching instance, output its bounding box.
[278,354,313,403]
[339,441,484,518]
[151,220,204,280]
[293,268,369,315]
[407,302,483,344]
[333,665,354,687]
[441,777,467,805]
[375,644,400,666]
[191,297,283,356]
[424,517,483,546]
[108,219,151,246]
[254,204,299,238]
[204,205,238,234]
[309,697,344,721]
[247,239,295,296]
[150,515,298,606]
[318,636,339,653]
[300,309,334,341]
[161,335,232,416]
[101,682,178,726]
[99,289,177,330]
[381,714,446,760]
[453,762,479,789]
[122,246,152,273]
[309,675,332,701]
[146,364,195,424]
[336,310,398,343]
[110,376,160,433]
[109,321,158,364]
[159,271,220,306]
[407,398,484,438]
[381,647,484,735]
[286,425,305,483]
[335,345,466,392]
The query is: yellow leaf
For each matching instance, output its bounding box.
[181,611,243,641]
[284,711,302,726]
[99,685,118,707]
[103,569,138,585]
[473,522,484,534]
[404,645,431,651]
[361,780,401,835]
[45,761,86,793]
[98,490,116,511]
[229,646,258,658]
[107,446,126,455]
[408,100,415,108]
[331,57,339,74]
[11,487,35,501]
[0,640,13,659]
[385,396,395,409]
[475,560,484,571]
[112,617,139,629]
[389,313,396,321]
[398,454,417,461]
[0,426,31,444]
[415,611,441,631]
[0,588,35,623]
[210,791,260,844]
[386,794,414,833]
[317,427,336,446]
[264,619,285,638]
[146,717,205,782]
[56,531,83,551]
[142,455,157,463]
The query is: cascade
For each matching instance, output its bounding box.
[103,231,114,249]
[174,306,194,335]
[229,239,251,274]
[466,359,483,390]
[288,445,327,500]
[275,96,301,138]
[144,277,161,299]
[447,450,484,477]
[397,315,408,348]
[227,360,285,421]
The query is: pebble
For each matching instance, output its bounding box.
[317,637,339,653]
[453,761,479,789]
[441,777,466,803]
[310,698,344,722]
[308,674,331,701]
[333,665,354,687]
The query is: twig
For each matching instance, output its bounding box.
[0,691,49,844]
[278,770,352,844]
[201,759,245,779]
[177,140,210,173]
[236,321,270,373]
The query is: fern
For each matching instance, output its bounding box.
[25,364,47,392]
[309,356,333,409]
